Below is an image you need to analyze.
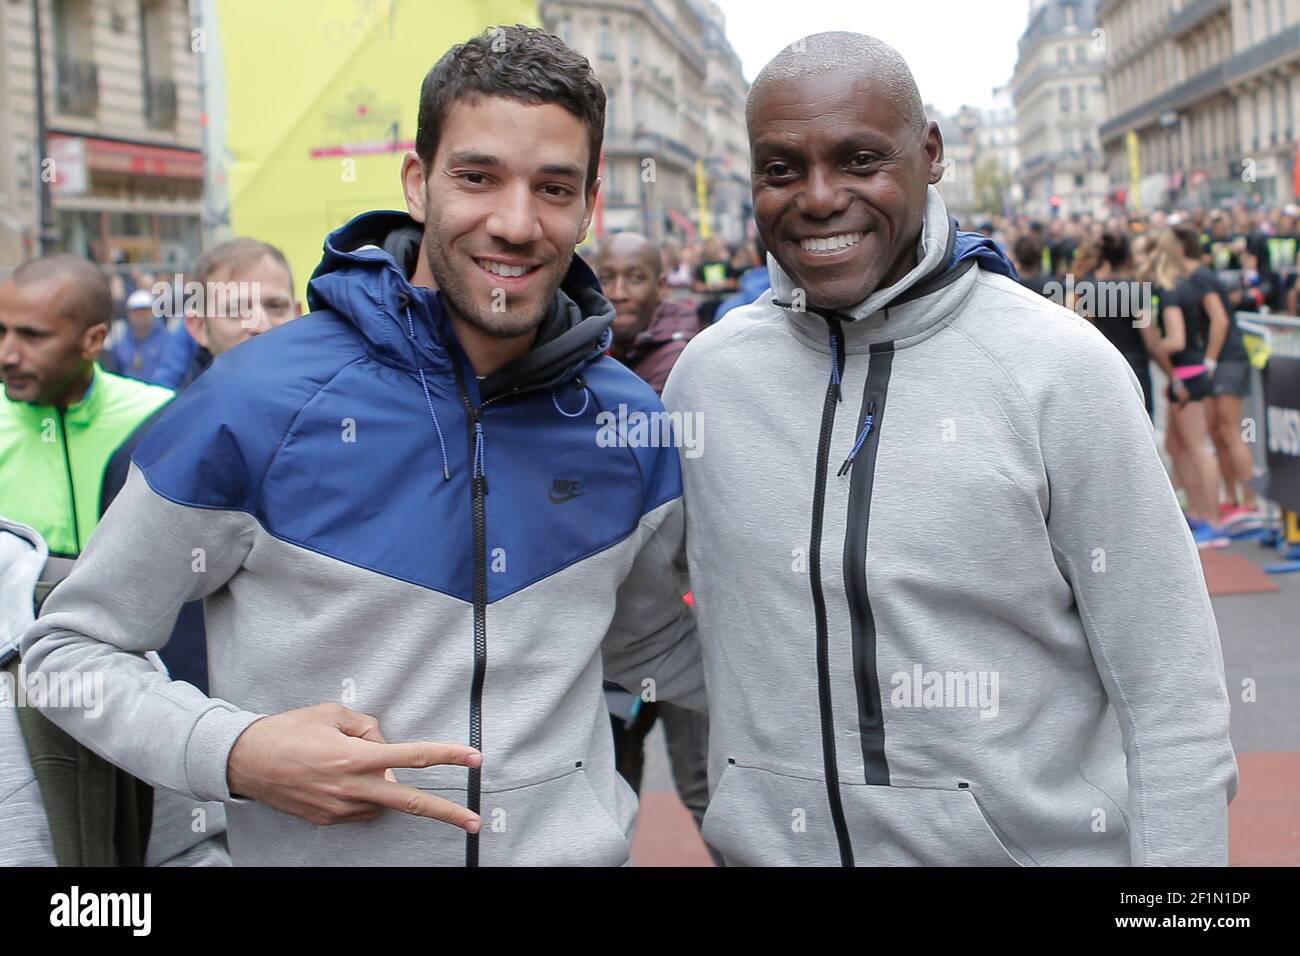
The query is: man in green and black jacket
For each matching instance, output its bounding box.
[0,254,224,866]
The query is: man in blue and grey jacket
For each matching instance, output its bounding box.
[22,26,702,867]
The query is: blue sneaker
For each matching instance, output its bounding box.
[1189,519,1230,550]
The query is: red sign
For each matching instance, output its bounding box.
[49,134,204,180]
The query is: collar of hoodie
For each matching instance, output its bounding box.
[771,185,963,350]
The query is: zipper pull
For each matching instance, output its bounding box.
[837,399,877,478]
[472,419,488,495]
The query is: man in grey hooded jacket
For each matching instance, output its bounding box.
[664,32,1237,866]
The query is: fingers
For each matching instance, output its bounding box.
[357,741,482,774]
[325,705,384,741]
[352,777,482,832]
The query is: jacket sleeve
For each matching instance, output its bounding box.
[1038,331,1238,866]
[20,464,265,803]
[146,786,231,867]
[601,451,705,713]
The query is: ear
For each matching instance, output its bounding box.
[184,309,210,351]
[577,176,602,246]
[292,298,304,317]
[83,322,108,360]
[923,122,946,186]
[401,151,429,224]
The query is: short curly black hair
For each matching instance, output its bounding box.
[416,24,606,191]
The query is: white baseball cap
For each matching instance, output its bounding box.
[125,289,154,310]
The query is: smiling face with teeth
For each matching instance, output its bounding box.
[748,66,945,313]
[402,96,600,357]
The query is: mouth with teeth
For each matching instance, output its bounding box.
[474,258,543,280]
[798,232,866,254]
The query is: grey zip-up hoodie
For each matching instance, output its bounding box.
[1,517,229,867]
[663,186,1237,866]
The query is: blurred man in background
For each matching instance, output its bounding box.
[109,288,170,385]
[0,253,226,867]
[594,231,714,860]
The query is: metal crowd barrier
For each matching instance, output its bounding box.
[1235,310,1300,572]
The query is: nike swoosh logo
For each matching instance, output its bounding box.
[548,490,584,504]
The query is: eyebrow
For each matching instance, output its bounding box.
[445,150,583,181]
[754,133,897,156]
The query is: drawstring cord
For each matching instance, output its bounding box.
[837,399,877,478]
[552,381,591,417]
[406,305,451,481]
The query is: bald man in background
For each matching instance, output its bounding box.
[663,32,1236,866]
[597,232,700,394]
[0,253,227,866]
[594,232,715,858]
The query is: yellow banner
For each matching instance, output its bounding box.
[695,159,712,241]
[216,0,538,299]
[1126,131,1142,213]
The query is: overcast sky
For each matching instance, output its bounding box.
[712,0,1029,115]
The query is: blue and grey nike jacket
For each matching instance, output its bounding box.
[21,210,703,867]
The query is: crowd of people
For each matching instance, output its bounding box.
[994,204,1299,547]
[1,25,1244,870]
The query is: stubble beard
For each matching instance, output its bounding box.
[422,216,572,341]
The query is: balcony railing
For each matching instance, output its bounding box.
[1099,23,1300,140]
[1169,0,1230,39]
[55,57,98,117]
[145,77,178,129]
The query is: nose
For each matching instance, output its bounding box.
[241,304,273,337]
[486,181,544,248]
[0,329,19,367]
[795,165,850,220]
[608,275,629,302]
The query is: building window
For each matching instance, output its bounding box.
[140,1,175,129]
[1252,89,1261,151]
[1265,0,1274,34]
[1269,82,1279,145]
[52,0,97,116]
[1078,85,1087,112]
[1244,0,1254,46]
[1074,45,1086,64]
[1280,0,1289,28]
[1286,76,1295,139]
[1060,87,1071,112]
[1057,45,1068,66]
[599,17,613,60]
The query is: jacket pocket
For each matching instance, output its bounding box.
[838,779,1027,866]
[477,762,630,867]
[700,760,847,866]
[297,761,629,867]
[700,759,1029,866]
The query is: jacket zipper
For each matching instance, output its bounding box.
[446,362,589,867]
[448,360,488,868]
[808,316,855,867]
[56,409,80,554]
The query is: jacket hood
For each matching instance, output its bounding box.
[769,186,1017,322]
[0,516,46,665]
[307,210,615,399]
